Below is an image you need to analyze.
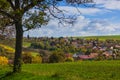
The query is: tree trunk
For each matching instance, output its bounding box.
[13,19,23,73]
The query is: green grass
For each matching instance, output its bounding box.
[80,35,120,40]
[22,41,39,56]
[23,42,31,48]
[0,61,120,80]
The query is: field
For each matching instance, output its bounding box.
[80,35,120,40]
[0,61,120,80]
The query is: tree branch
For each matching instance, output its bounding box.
[23,0,45,13]
[15,0,20,9]
[0,9,14,20]
[7,0,15,10]
[23,3,35,13]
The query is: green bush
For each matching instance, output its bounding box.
[30,42,44,49]
[49,52,65,63]
[0,47,5,56]
[22,52,33,64]
[0,46,4,53]
[65,57,74,62]
[32,55,42,63]
[0,44,14,59]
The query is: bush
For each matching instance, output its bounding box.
[0,44,14,59]
[0,56,8,65]
[22,52,33,64]
[39,50,51,63]
[49,52,65,63]
[30,42,44,49]
[0,46,4,53]
[0,46,5,56]
[32,55,42,63]
[65,57,74,62]
[0,44,14,53]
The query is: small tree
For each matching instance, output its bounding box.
[49,51,65,63]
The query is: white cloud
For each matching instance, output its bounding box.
[24,15,120,37]
[58,6,102,15]
[95,0,120,10]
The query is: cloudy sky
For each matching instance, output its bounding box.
[24,0,120,37]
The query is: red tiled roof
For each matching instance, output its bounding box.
[79,55,93,59]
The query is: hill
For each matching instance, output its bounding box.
[80,35,120,40]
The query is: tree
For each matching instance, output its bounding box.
[49,51,65,63]
[0,0,93,73]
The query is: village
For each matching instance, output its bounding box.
[24,36,120,62]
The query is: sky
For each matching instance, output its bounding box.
[24,0,120,37]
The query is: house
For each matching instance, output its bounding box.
[102,51,117,59]
[100,47,107,51]
[73,52,84,58]
[78,55,94,60]
[103,51,112,57]
[73,52,84,60]
[115,45,120,49]
[65,53,72,58]
[71,41,79,47]
[73,52,98,60]
[73,53,78,58]
[89,53,98,58]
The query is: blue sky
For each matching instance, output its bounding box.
[24,0,120,37]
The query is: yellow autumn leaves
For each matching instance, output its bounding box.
[0,56,8,65]
[0,44,15,53]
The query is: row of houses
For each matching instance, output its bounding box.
[65,45,120,60]
[66,51,119,60]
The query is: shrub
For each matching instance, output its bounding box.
[0,46,4,53]
[65,57,74,62]
[0,46,5,56]
[0,44,14,59]
[49,52,65,63]
[32,55,42,63]
[39,50,51,63]
[0,44,14,53]
[0,56,8,65]
[22,52,33,64]
[30,42,44,49]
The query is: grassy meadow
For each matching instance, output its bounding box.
[0,61,120,80]
[80,35,120,40]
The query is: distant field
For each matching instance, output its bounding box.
[0,61,120,80]
[80,35,120,40]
